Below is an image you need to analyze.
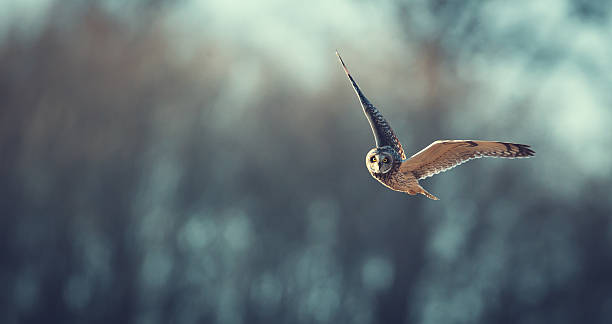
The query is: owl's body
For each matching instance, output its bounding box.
[337,52,534,200]
[366,146,425,196]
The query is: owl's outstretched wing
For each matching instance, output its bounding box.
[400,140,534,180]
[336,51,406,159]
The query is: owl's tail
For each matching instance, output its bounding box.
[419,187,439,200]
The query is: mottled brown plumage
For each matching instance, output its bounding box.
[337,52,534,200]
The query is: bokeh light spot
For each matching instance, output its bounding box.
[141,249,173,289]
[361,256,394,292]
[178,214,217,251]
[223,210,252,251]
[250,272,283,314]
[63,274,92,310]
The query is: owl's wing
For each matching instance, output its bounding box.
[336,51,406,159]
[400,140,534,180]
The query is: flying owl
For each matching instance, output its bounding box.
[336,52,534,200]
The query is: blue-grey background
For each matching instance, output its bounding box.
[2,1,612,323]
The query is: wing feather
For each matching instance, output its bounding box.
[400,140,534,180]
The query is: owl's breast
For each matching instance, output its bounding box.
[370,164,403,191]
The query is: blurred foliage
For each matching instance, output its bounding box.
[1,1,612,324]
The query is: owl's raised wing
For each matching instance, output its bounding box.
[336,51,406,159]
[401,140,534,180]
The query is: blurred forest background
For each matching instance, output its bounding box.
[2,0,612,323]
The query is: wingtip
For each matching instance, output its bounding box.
[335,50,350,75]
[516,144,535,157]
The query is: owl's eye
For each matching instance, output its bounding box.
[383,157,389,163]
[371,156,377,163]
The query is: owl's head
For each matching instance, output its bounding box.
[366,147,399,174]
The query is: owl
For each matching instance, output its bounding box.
[336,52,534,200]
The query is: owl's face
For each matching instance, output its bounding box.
[366,147,396,174]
